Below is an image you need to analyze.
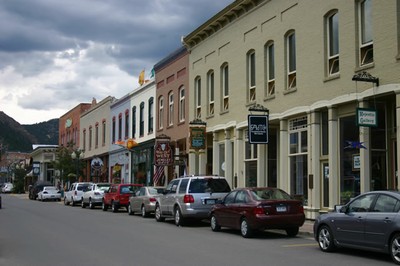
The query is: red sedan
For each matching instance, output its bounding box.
[210,187,305,238]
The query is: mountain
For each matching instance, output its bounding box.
[0,111,59,152]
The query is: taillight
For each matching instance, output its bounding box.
[183,194,194,203]
[253,206,265,215]
[149,197,157,202]
[94,192,101,196]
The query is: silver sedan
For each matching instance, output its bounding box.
[128,186,164,217]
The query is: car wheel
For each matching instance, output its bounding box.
[240,218,253,238]
[174,207,185,226]
[71,198,75,206]
[317,225,336,252]
[64,197,68,206]
[286,227,299,237]
[89,199,94,209]
[141,205,147,218]
[155,204,165,222]
[210,214,221,232]
[128,204,134,215]
[102,201,108,211]
[81,200,86,208]
[390,233,400,264]
[112,202,118,213]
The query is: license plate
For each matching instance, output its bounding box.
[276,206,287,212]
[205,199,216,205]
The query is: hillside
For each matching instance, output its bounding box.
[0,111,59,152]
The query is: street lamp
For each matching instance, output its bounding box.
[71,151,84,181]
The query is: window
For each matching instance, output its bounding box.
[221,63,229,112]
[95,123,99,148]
[348,193,376,212]
[195,77,201,119]
[168,93,174,126]
[247,50,256,102]
[125,110,129,139]
[89,126,93,151]
[265,42,275,96]
[140,102,144,136]
[132,106,136,138]
[289,117,308,205]
[207,71,214,116]
[158,97,164,129]
[245,134,258,187]
[118,113,122,140]
[286,31,296,89]
[327,11,339,75]
[112,117,116,143]
[83,129,86,151]
[373,195,400,213]
[148,97,154,133]
[179,87,185,122]
[359,0,373,65]
[102,120,106,146]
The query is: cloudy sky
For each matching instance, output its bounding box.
[0,0,233,125]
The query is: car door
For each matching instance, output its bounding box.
[132,188,145,211]
[216,191,238,227]
[333,193,376,246]
[364,193,400,249]
[163,179,180,215]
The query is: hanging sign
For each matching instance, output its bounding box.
[190,127,206,149]
[154,142,173,166]
[356,108,377,127]
[248,115,269,144]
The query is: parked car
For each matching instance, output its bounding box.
[29,181,52,200]
[1,183,14,193]
[64,182,92,206]
[314,190,400,265]
[128,186,164,217]
[155,176,231,226]
[209,187,305,238]
[37,186,62,201]
[81,183,111,209]
[102,184,142,212]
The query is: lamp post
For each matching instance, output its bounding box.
[71,150,84,181]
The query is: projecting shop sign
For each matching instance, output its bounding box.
[356,108,377,127]
[248,115,269,144]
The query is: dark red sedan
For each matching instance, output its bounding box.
[209,187,305,238]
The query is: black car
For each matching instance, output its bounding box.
[29,181,52,200]
[314,190,400,265]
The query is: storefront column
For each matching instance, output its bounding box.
[257,143,267,187]
[188,149,196,175]
[328,106,339,208]
[279,119,288,191]
[310,111,321,213]
[236,128,244,188]
[212,132,219,176]
[396,92,400,190]
[359,100,371,193]
[224,129,233,186]
[198,149,207,175]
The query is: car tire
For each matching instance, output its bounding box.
[317,225,336,252]
[240,218,253,238]
[128,204,134,215]
[71,198,75,206]
[141,205,148,218]
[155,204,165,222]
[112,202,118,213]
[210,214,221,232]
[89,199,94,209]
[102,201,108,211]
[64,197,68,206]
[174,207,185,226]
[81,200,86,208]
[390,233,400,264]
[286,227,299,237]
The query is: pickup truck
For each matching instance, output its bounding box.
[102,184,142,212]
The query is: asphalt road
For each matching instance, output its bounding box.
[0,194,394,266]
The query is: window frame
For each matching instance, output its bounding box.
[247,50,256,102]
[286,31,296,90]
[221,63,229,112]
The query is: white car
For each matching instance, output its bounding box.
[1,183,13,193]
[37,186,61,201]
[81,183,111,209]
[64,182,92,206]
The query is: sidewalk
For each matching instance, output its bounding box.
[299,219,314,237]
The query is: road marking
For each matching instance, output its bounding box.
[283,243,318,248]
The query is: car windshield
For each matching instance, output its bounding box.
[77,184,91,191]
[148,188,163,195]
[120,186,139,194]
[251,188,292,200]
[97,184,110,191]
[44,186,57,191]
[189,179,231,193]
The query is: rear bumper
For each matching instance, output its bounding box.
[249,214,305,230]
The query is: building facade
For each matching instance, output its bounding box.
[183,0,400,218]
[154,46,190,182]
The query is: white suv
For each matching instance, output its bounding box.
[64,182,92,206]
[155,176,231,226]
